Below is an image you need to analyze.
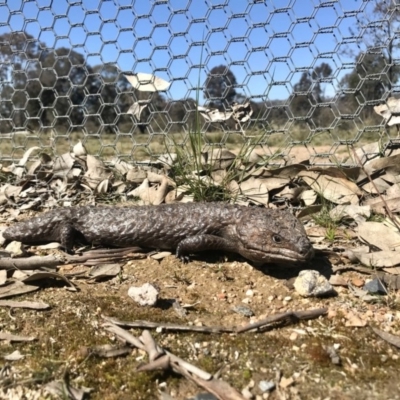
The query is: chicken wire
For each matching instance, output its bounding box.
[1,0,400,166]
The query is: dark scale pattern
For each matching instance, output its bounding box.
[3,203,314,264]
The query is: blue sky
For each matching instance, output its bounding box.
[0,0,389,102]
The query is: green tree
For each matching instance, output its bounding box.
[204,65,237,109]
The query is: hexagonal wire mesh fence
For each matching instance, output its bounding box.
[0,0,400,166]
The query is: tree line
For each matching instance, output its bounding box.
[1,1,399,136]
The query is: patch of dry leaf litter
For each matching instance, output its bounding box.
[0,139,400,399]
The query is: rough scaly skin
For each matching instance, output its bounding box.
[3,203,314,264]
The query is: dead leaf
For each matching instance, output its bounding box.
[372,327,400,349]
[127,177,169,205]
[150,251,172,260]
[239,177,269,205]
[358,221,400,251]
[0,184,22,205]
[83,155,111,190]
[53,152,75,177]
[0,332,37,342]
[299,189,317,206]
[4,350,24,361]
[361,177,391,194]
[382,267,400,275]
[354,250,400,268]
[0,270,7,286]
[330,205,371,221]
[373,97,400,127]
[23,271,77,291]
[45,380,93,400]
[89,264,121,280]
[198,106,232,122]
[298,170,360,204]
[127,101,148,119]
[0,300,50,310]
[124,72,171,92]
[0,282,39,299]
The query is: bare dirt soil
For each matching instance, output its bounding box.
[0,246,399,400]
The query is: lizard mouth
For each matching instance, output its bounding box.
[243,245,315,264]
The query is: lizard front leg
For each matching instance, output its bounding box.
[176,234,238,262]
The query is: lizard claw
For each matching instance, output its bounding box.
[176,250,190,263]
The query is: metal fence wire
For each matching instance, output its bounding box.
[1,0,400,165]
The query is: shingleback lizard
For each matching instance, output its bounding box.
[2,202,314,264]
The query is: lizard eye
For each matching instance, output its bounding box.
[273,235,282,243]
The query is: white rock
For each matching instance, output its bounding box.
[128,283,159,306]
[294,270,336,297]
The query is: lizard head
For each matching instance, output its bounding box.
[236,208,314,265]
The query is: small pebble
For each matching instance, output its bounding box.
[363,279,387,295]
[232,305,255,317]
[352,278,365,287]
[246,289,254,297]
[258,380,275,393]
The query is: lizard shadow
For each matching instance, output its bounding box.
[251,252,334,281]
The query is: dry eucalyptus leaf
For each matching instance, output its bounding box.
[111,158,133,174]
[382,267,400,275]
[361,178,391,194]
[0,184,22,205]
[0,270,7,286]
[373,97,400,127]
[353,142,382,165]
[0,282,39,299]
[26,159,42,176]
[202,148,236,170]
[17,146,42,167]
[126,167,147,183]
[73,140,87,156]
[299,189,317,206]
[0,333,37,342]
[127,177,169,205]
[36,242,62,250]
[150,251,171,260]
[299,170,360,204]
[4,350,24,361]
[269,163,307,178]
[84,155,111,189]
[96,179,109,194]
[45,380,92,400]
[127,101,148,119]
[372,327,400,349]
[354,250,400,268]
[239,177,269,205]
[0,300,50,309]
[124,72,170,92]
[23,272,77,291]
[89,264,121,280]
[358,221,400,251]
[366,154,400,175]
[363,195,400,214]
[198,106,232,122]
[330,205,371,221]
[53,152,75,177]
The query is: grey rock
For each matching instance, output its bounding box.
[232,305,254,317]
[187,393,218,400]
[294,270,336,297]
[363,279,387,295]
